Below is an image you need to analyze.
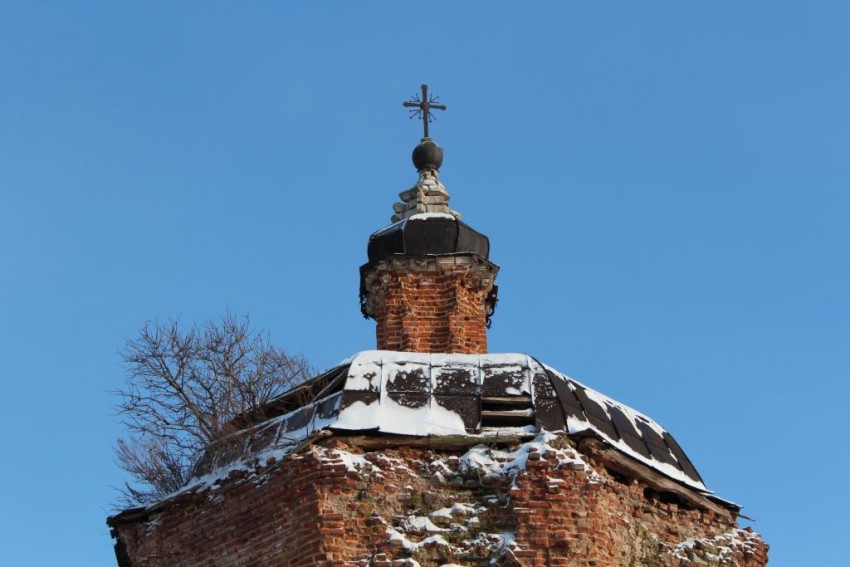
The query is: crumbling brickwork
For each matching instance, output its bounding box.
[108,434,768,566]
[361,256,497,354]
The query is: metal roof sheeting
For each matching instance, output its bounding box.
[234,350,708,493]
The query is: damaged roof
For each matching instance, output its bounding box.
[217,350,708,494]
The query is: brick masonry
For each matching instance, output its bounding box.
[361,255,498,354]
[108,434,768,566]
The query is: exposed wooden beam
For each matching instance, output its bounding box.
[338,432,534,451]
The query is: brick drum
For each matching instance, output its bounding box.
[361,255,497,354]
[108,434,768,566]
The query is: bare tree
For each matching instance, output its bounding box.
[114,314,313,506]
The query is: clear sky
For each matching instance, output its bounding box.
[1,2,847,565]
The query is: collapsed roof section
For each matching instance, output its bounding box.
[206,350,708,495]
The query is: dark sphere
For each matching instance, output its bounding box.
[412,140,444,171]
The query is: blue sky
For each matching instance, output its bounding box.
[1,2,848,565]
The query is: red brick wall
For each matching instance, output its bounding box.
[109,436,768,566]
[360,256,498,354]
[110,458,328,566]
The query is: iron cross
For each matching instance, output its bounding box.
[402,84,446,139]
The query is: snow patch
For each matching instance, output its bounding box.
[408,212,456,221]
[668,528,762,562]
[398,515,447,534]
[386,527,451,552]
[458,431,592,480]
[321,449,374,472]
[430,502,484,521]
[335,394,467,436]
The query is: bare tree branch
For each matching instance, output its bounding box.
[114,313,313,505]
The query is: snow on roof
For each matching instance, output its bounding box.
[195,350,709,494]
[368,212,463,240]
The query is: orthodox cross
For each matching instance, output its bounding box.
[402,84,446,139]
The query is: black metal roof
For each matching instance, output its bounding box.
[233,351,708,493]
[366,214,490,264]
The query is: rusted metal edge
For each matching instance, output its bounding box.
[106,506,150,527]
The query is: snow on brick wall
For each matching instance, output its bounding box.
[109,433,767,566]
